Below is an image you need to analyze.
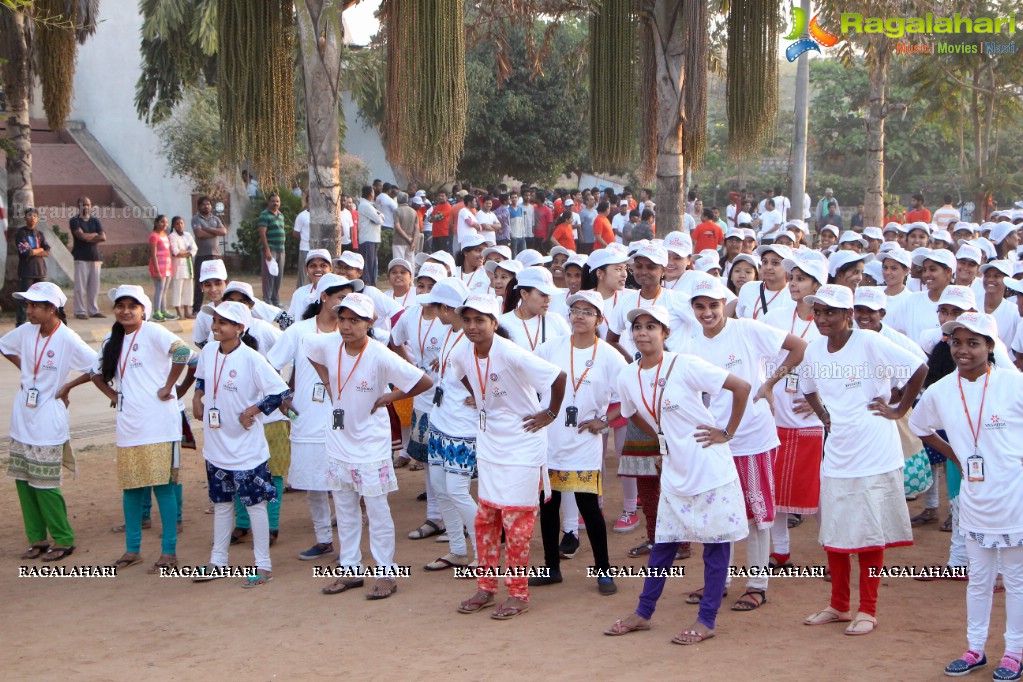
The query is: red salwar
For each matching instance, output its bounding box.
[827,549,884,617]
[475,502,536,600]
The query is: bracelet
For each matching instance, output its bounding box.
[544,409,556,420]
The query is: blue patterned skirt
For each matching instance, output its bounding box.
[426,424,477,476]
[407,409,431,462]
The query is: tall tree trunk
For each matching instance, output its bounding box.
[789,0,810,234]
[295,0,343,253]
[1,9,35,289]
[863,44,889,227]
[648,0,685,236]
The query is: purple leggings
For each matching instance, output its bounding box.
[635,541,730,629]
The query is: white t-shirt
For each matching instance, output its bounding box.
[288,283,317,321]
[726,204,738,227]
[736,211,753,226]
[456,207,479,246]
[680,318,784,456]
[447,335,561,467]
[476,209,499,246]
[921,327,1014,369]
[901,290,943,350]
[193,310,213,347]
[293,209,310,251]
[266,318,336,443]
[985,297,1018,348]
[800,330,925,478]
[736,280,795,320]
[608,288,697,358]
[376,193,398,228]
[759,209,784,238]
[305,336,426,464]
[536,337,626,470]
[429,330,476,437]
[363,285,403,335]
[455,266,493,297]
[932,206,961,229]
[195,342,289,470]
[339,209,354,245]
[762,306,823,430]
[0,322,95,446]
[387,288,415,310]
[390,305,448,411]
[96,322,186,447]
[882,288,913,333]
[611,213,629,243]
[499,310,571,353]
[616,352,738,497]
[682,212,696,235]
[910,367,1023,535]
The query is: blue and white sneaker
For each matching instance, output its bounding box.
[298,542,335,561]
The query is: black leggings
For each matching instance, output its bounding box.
[540,490,609,573]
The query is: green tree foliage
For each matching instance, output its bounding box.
[157,87,222,193]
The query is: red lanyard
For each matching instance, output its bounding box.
[335,340,368,400]
[790,308,814,338]
[637,355,665,429]
[518,311,542,351]
[473,346,492,408]
[118,327,143,383]
[212,347,231,404]
[570,338,599,399]
[417,311,437,358]
[754,286,783,319]
[32,323,59,381]
[440,329,465,379]
[957,366,990,453]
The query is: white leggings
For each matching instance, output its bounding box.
[428,465,477,558]
[965,539,1023,654]
[306,490,336,545]
[211,501,271,572]
[732,521,773,591]
[334,489,395,572]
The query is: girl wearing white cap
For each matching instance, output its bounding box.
[455,235,493,297]
[386,258,415,309]
[287,249,334,321]
[979,260,1018,347]
[727,254,759,296]
[827,250,871,290]
[451,294,566,619]
[2,282,94,562]
[500,266,571,351]
[306,292,433,598]
[878,249,913,331]
[736,244,794,320]
[193,259,229,348]
[902,249,957,345]
[191,301,290,586]
[604,304,751,644]
[532,290,627,594]
[266,274,362,561]
[419,278,479,571]
[92,285,191,572]
[991,221,1020,261]
[682,275,807,611]
[909,312,1023,680]
[762,253,827,567]
[799,284,927,635]
[484,258,523,307]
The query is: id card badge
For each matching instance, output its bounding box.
[479,409,487,433]
[565,406,578,427]
[208,408,221,429]
[117,392,124,412]
[657,432,669,456]
[26,387,39,408]
[432,386,445,407]
[332,408,345,430]
[967,454,985,482]
[784,372,799,394]
[312,382,327,403]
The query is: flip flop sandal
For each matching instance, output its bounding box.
[910,509,938,527]
[113,554,143,570]
[393,456,411,469]
[769,553,793,569]
[457,593,496,613]
[603,618,651,636]
[409,461,426,471]
[685,586,728,605]
[21,543,51,560]
[671,629,716,645]
[941,516,953,532]
[491,604,529,620]
[787,514,803,528]
[322,578,365,595]
[675,543,691,560]
[408,519,445,540]
[41,546,75,562]
[424,554,469,571]
[192,565,227,582]
[844,616,878,636]
[627,541,653,558]
[804,607,853,625]
[731,590,767,611]
[242,571,273,589]
[365,579,397,600]
[147,559,178,575]
[230,527,250,545]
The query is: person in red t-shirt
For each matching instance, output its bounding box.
[428,191,454,254]
[593,201,615,250]
[550,212,576,251]
[693,208,724,253]
[904,193,931,224]
[532,195,554,253]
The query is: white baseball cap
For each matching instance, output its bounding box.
[911,248,956,270]
[955,244,984,264]
[785,220,807,233]
[725,229,744,241]
[1003,276,1023,295]
[688,275,731,300]
[317,273,364,293]
[827,250,874,277]
[482,245,512,261]
[905,221,931,235]
[564,253,588,270]
[936,285,977,310]
[663,231,693,257]
[805,284,854,309]
[625,304,671,328]
[630,245,669,267]
[549,246,575,260]
[853,286,887,311]
[863,260,884,284]
[695,255,722,273]
[563,198,575,207]
[755,243,792,260]
[460,234,488,251]
[566,290,605,313]
[883,221,902,234]
[862,226,884,241]
[305,248,332,264]
[426,250,457,273]
[930,229,953,244]
[941,311,998,340]
[742,228,758,241]
[14,281,67,309]
[586,248,629,270]
[839,231,867,247]
[989,221,1017,245]
[415,262,448,282]
[108,285,153,319]
[202,300,252,330]
[731,253,761,270]
[333,292,375,320]
[953,222,976,235]
[514,266,561,296]
[456,293,502,320]
[979,259,1013,278]
[387,258,413,274]
[484,259,524,276]
[222,281,256,302]
[773,230,797,244]
[417,277,470,308]
[877,240,900,254]
[879,248,912,269]
[820,225,840,238]
[335,251,365,270]
[783,253,828,285]
[515,249,552,267]
[198,259,228,282]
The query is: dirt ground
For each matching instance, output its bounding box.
[0,431,991,682]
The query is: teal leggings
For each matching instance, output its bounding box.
[141,483,183,522]
[234,476,284,531]
[123,484,178,554]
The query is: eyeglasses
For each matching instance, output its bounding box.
[569,307,600,318]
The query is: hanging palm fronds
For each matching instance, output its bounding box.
[589,0,634,173]
[638,10,657,184]
[217,0,295,185]
[383,0,467,181]
[681,0,707,169]
[35,0,98,131]
[726,0,779,159]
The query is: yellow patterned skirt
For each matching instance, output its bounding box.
[265,420,292,477]
[117,442,178,490]
[549,469,602,495]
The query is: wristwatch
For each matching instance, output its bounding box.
[722,428,732,440]
[545,409,557,420]
[599,415,610,434]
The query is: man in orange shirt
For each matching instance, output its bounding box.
[428,190,454,255]
[904,193,931,224]
[693,208,724,253]
[592,201,615,250]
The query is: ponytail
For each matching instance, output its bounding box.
[502,276,523,313]
[240,329,259,352]
[581,264,599,291]
[55,306,68,323]
[455,248,466,268]
[100,322,128,383]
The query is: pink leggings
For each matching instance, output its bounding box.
[828,549,884,616]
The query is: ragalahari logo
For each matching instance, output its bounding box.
[785,6,840,61]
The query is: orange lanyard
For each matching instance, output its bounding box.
[790,308,814,338]
[440,329,465,379]
[957,366,990,454]
[570,338,599,399]
[665,277,681,290]
[639,287,662,309]
[393,288,410,307]
[601,291,618,326]
[32,323,59,382]
[118,327,143,383]
[316,321,338,334]
[417,312,437,358]
[754,286,783,319]
[462,268,479,289]
[473,346,492,408]
[335,340,368,400]
[518,310,542,351]
[637,355,665,429]
[212,347,231,404]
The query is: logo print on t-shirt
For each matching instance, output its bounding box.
[357,380,373,393]
[430,337,438,345]
[725,354,742,370]
[986,415,1006,430]
[229,370,237,378]
[490,373,499,381]
[46,350,55,358]
[585,359,594,368]
[132,344,139,352]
